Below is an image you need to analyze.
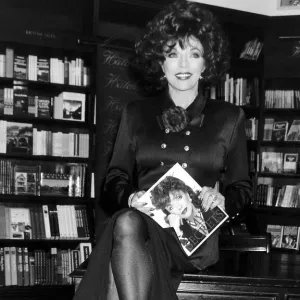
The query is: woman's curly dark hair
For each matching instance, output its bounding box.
[150,176,202,210]
[134,0,230,93]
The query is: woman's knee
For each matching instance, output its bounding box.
[113,210,147,241]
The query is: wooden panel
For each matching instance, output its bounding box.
[178,292,277,300]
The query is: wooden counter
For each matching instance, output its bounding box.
[178,251,300,300]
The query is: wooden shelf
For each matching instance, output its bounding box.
[257,172,300,178]
[260,141,300,147]
[0,194,94,205]
[0,153,90,163]
[0,77,90,93]
[0,238,92,246]
[0,114,93,128]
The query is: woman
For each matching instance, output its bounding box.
[73,0,252,299]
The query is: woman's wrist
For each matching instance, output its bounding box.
[128,193,135,208]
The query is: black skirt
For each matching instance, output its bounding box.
[73,209,219,300]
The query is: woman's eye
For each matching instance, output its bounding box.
[167,205,173,211]
[167,52,177,58]
[191,52,201,58]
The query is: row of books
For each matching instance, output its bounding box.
[0,204,90,240]
[245,117,258,140]
[255,183,300,208]
[0,243,92,286]
[0,47,90,86]
[0,121,89,157]
[223,74,258,106]
[261,151,299,174]
[263,119,300,142]
[207,76,259,108]
[0,88,86,122]
[0,160,86,197]
[267,225,300,250]
[239,38,263,61]
[265,90,300,109]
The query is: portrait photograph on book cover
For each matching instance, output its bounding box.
[63,99,84,122]
[138,163,228,256]
[6,122,33,155]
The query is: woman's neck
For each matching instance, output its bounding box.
[168,88,199,109]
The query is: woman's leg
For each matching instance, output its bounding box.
[111,210,153,300]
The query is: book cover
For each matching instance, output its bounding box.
[6,122,33,155]
[138,163,229,256]
[280,226,300,250]
[13,163,40,196]
[13,86,28,116]
[283,153,298,174]
[272,121,288,142]
[40,173,70,196]
[8,207,32,239]
[60,92,85,122]
[266,224,282,248]
[37,58,50,82]
[37,95,52,118]
[286,120,300,141]
[13,55,27,80]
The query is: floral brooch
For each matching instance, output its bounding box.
[161,106,189,133]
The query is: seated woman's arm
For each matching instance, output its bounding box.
[223,108,253,218]
[102,103,137,214]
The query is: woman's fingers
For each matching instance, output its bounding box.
[200,186,225,211]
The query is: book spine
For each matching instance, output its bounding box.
[0,247,4,286]
[23,247,29,286]
[10,246,17,285]
[16,247,23,286]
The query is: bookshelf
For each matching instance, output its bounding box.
[247,16,300,253]
[0,40,96,295]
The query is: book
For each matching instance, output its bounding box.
[266,224,282,248]
[286,120,300,141]
[37,95,52,118]
[6,122,33,155]
[8,207,32,239]
[283,153,298,173]
[272,121,288,142]
[263,118,274,141]
[13,86,28,116]
[37,58,50,82]
[13,163,40,196]
[280,226,300,250]
[13,55,27,80]
[137,163,229,256]
[40,173,70,197]
[61,92,85,122]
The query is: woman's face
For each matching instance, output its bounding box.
[166,190,193,218]
[161,36,205,95]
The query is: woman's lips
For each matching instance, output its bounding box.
[181,207,187,215]
[175,73,192,80]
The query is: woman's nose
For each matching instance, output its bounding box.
[179,55,188,67]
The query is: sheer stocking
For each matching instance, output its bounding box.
[111,210,153,300]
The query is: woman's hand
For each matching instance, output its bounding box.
[167,214,183,237]
[200,186,225,212]
[128,191,154,216]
